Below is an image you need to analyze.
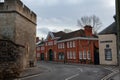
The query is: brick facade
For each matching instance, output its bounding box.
[36,26,99,64]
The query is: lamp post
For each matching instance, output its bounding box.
[116,0,120,66]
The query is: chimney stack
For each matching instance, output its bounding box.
[84,25,92,37]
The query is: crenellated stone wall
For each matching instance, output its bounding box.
[0,0,37,69]
[0,0,36,24]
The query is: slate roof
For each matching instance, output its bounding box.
[52,31,66,37]
[37,41,45,46]
[99,22,117,35]
[58,29,85,41]
[52,29,89,41]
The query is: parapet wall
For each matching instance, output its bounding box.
[0,0,36,24]
[15,0,36,24]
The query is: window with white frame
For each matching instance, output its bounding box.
[48,41,53,46]
[70,41,72,48]
[67,51,69,59]
[58,43,64,49]
[105,44,112,61]
[58,53,64,60]
[41,47,45,50]
[54,41,57,45]
[67,42,69,48]
[58,44,60,49]
[105,49,112,60]
[62,54,64,59]
[83,50,87,59]
[87,51,91,60]
[59,44,61,48]
[62,43,65,48]
[60,43,62,49]
[73,41,75,47]
[73,51,76,59]
[37,47,40,51]
[79,51,83,59]
[37,53,40,57]
[58,53,61,60]
[70,51,72,59]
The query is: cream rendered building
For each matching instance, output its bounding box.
[99,22,118,65]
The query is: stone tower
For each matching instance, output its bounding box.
[0,0,37,68]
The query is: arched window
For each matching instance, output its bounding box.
[104,44,112,60]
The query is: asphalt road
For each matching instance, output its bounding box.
[20,62,110,80]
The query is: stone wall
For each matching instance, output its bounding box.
[0,0,36,23]
[0,0,37,69]
[15,12,36,67]
[0,39,25,79]
[0,13,15,41]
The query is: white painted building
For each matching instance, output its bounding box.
[99,22,118,65]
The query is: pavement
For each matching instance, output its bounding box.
[15,61,120,80]
[15,64,49,80]
[108,71,120,80]
[101,65,119,80]
[112,72,120,80]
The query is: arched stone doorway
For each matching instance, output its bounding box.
[48,49,54,61]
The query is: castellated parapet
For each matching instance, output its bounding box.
[0,0,37,70]
[0,0,36,24]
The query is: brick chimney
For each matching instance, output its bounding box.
[84,25,92,36]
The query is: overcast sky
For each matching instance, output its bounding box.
[22,0,115,38]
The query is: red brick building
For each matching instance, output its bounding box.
[36,26,99,64]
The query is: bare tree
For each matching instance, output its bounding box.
[77,15,102,34]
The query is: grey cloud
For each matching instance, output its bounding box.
[22,0,115,37]
[37,27,50,35]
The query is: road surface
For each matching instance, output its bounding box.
[20,61,110,80]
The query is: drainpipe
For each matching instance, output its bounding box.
[116,0,120,67]
[64,42,67,63]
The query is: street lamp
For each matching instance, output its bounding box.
[115,0,120,66]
